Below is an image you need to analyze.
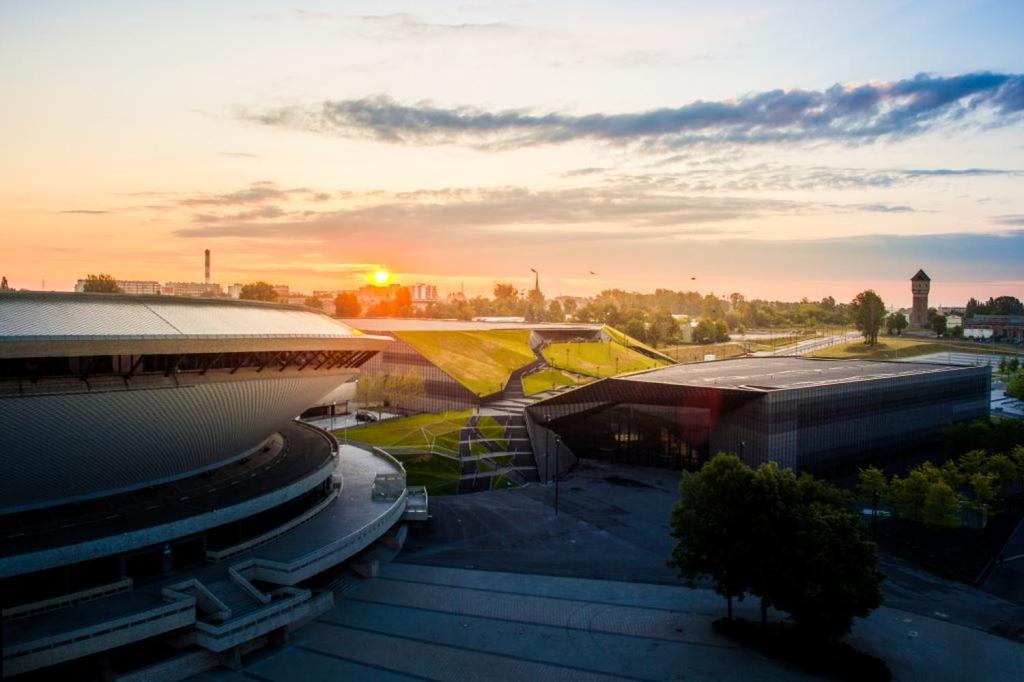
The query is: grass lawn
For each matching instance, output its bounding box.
[522,367,581,396]
[390,452,462,494]
[396,330,536,396]
[340,411,517,495]
[474,415,508,450]
[603,325,676,363]
[340,410,473,455]
[543,340,668,378]
[658,342,747,363]
[808,336,1024,360]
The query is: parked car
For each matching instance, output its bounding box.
[355,410,378,423]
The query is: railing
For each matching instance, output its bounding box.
[192,587,314,652]
[3,595,195,660]
[162,580,231,622]
[232,488,408,585]
[206,485,341,561]
[2,577,133,619]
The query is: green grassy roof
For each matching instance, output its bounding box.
[395,329,536,395]
[542,339,668,378]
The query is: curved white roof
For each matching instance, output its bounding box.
[0,292,390,357]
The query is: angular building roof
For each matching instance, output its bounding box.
[0,292,390,358]
[618,356,963,391]
[911,269,931,281]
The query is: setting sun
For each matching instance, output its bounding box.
[372,269,391,286]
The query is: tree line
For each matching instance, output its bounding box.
[858,419,1024,529]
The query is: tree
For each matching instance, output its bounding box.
[334,292,360,317]
[922,480,961,528]
[885,312,908,336]
[857,466,888,528]
[849,290,886,345]
[693,317,718,344]
[714,319,731,342]
[81,274,122,293]
[931,315,948,337]
[493,282,518,300]
[1007,370,1024,401]
[547,299,564,322]
[669,454,882,638]
[776,502,884,639]
[239,281,278,302]
[648,309,680,346]
[304,296,323,310]
[668,454,755,620]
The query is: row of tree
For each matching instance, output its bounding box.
[858,447,1024,529]
[669,454,883,640]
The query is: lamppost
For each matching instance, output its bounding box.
[331,401,337,432]
[553,435,561,516]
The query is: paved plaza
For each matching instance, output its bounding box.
[198,460,1024,681]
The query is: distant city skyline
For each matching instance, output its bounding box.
[2,1,1023,307]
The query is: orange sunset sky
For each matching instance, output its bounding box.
[2,1,1023,308]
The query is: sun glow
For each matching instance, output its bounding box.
[372,269,391,285]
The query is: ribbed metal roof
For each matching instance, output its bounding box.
[0,292,390,357]
[621,356,966,390]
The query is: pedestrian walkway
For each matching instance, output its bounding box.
[197,562,1024,681]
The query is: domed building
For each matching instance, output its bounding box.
[0,292,417,678]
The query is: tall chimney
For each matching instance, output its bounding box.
[204,249,210,284]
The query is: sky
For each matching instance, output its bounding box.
[1,0,1023,308]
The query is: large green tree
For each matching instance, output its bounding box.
[81,273,122,293]
[885,312,908,336]
[334,291,360,317]
[239,281,279,302]
[669,454,883,638]
[776,502,884,639]
[849,290,886,345]
[668,454,754,620]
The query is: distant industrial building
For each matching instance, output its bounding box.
[964,314,1024,342]
[526,357,990,480]
[74,279,161,295]
[161,281,223,297]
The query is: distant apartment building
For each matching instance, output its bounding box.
[74,279,160,295]
[356,283,401,311]
[161,281,223,298]
[409,282,439,309]
[273,284,290,298]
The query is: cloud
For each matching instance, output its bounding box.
[220,151,259,159]
[559,167,607,177]
[605,164,1022,193]
[241,72,1024,150]
[178,181,324,207]
[993,214,1024,226]
[58,209,109,214]
[193,205,288,223]
[171,184,914,245]
[293,10,521,38]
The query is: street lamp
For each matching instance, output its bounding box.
[553,436,561,516]
[331,401,337,432]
